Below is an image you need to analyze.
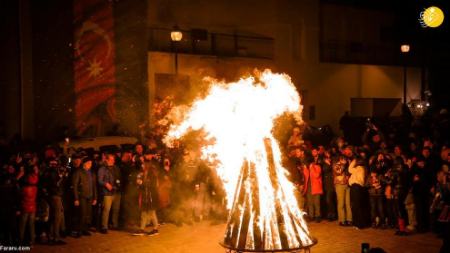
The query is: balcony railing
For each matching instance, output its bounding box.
[148,27,274,60]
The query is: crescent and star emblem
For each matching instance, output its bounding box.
[74,21,113,78]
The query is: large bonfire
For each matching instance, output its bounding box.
[164,69,315,251]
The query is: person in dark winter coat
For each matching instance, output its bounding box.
[411,156,433,232]
[72,157,97,237]
[120,151,140,227]
[64,154,82,236]
[367,171,386,228]
[98,154,122,233]
[322,151,336,221]
[287,148,306,211]
[45,159,68,244]
[387,158,410,235]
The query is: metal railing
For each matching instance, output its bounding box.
[148,27,274,59]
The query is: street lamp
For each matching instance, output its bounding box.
[400,44,410,104]
[171,26,183,74]
[400,44,410,53]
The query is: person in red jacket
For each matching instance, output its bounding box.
[18,164,39,245]
[303,148,323,222]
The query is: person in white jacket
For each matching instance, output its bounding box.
[348,158,370,229]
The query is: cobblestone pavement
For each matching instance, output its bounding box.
[31,220,442,253]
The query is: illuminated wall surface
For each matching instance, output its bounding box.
[148,0,421,131]
[0,0,148,140]
[73,0,117,135]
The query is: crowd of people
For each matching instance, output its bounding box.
[0,103,449,251]
[0,138,227,246]
[283,110,449,253]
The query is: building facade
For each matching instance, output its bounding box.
[147,0,422,132]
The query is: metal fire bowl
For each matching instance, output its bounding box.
[219,238,318,253]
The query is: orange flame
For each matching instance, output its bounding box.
[164,69,313,250]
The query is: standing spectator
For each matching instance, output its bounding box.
[45,159,68,245]
[98,154,122,233]
[349,158,369,229]
[65,154,82,237]
[72,157,97,237]
[120,150,139,227]
[412,156,433,232]
[391,158,410,235]
[288,148,306,211]
[91,152,104,231]
[18,162,39,245]
[333,155,352,226]
[384,163,397,229]
[404,157,417,232]
[133,161,159,236]
[322,151,336,221]
[304,149,323,222]
[367,170,386,228]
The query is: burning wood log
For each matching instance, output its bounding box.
[222,139,316,252]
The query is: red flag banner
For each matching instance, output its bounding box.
[73,0,117,135]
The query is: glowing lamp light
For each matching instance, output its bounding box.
[400,44,410,53]
[170,27,183,42]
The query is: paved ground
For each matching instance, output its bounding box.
[31,221,442,253]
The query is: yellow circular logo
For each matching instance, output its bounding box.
[420,6,445,28]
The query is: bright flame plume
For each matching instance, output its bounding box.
[165,69,315,251]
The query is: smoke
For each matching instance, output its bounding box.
[165,153,228,226]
